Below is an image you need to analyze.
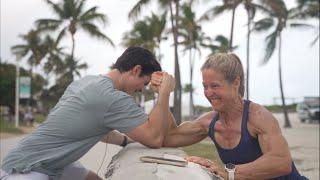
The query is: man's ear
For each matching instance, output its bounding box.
[131,65,142,76]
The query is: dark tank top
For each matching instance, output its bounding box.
[208,100,307,180]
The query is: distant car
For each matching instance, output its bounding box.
[297,101,320,122]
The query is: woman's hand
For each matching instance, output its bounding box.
[185,156,213,167]
[185,156,226,179]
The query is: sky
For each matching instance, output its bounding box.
[1,0,319,106]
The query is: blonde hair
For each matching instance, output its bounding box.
[201,53,245,97]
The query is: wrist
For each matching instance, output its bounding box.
[225,163,236,180]
[158,90,171,97]
[120,135,128,147]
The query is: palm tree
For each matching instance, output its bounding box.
[36,0,114,63]
[294,0,319,45]
[122,12,167,108]
[122,20,157,51]
[253,0,313,128]
[147,12,168,63]
[57,55,88,84]
[202,34,237,55]
[242,0,258,100]
[11,29,47,105]
[178,3,209,118]
[129,0,183,124]
[201,0,242,51]
[42,35,67,75]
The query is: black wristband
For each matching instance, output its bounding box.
[120,135,128,147]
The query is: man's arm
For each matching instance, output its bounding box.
[126,73,175,148]
[101,130,133,146]
[234,107,292,179]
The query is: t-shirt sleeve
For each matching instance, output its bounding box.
[103,91,148,133]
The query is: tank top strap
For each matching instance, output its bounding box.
[241,100,251,137]
[208,114,219,138]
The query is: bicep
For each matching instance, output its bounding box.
[125,119,161,148]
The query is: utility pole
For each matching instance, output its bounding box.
[15,58,20,127]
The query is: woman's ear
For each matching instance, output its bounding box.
[233,76,241,88]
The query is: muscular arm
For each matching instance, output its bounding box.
[162,112,214,147]
[126,73,174,148]
[235,107,292,179]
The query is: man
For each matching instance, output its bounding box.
[1,46,175,180]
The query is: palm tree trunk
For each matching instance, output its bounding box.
[170,0,182,124]
[229,6,236,51]
[278,32,291,128]
[71,34,75,61]
[189,49,193,119]
[246,9,251,100]
[29,66,33,107]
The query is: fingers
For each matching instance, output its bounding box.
[151,71,175,94]
[185,156,213,167]
[151,71,163,86]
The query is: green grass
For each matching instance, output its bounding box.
[180,142,223,166]
[34,114,46,123]
[0,117,23,134]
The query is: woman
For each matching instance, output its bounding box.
[153,53,307,179]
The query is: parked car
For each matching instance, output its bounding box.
[296,97,320,122]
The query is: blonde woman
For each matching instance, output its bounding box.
[152,53,307,180]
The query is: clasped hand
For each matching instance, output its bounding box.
[150,71,175,94]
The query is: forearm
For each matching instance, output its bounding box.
[235,154,292,179]
[163,121,207,147]
[148,92,170,143]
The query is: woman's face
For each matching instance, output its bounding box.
[202,69,238,111]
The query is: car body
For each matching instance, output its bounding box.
[296,97,320,122]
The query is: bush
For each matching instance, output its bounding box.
[0,118,23,134]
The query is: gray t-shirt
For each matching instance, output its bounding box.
[2,75,148,179]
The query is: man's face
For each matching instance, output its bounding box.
[123,65,151,95]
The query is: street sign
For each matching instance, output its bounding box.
[19,76,31,98]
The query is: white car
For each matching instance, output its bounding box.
[297,101,320,122]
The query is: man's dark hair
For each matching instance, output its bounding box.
[112,46,161,76]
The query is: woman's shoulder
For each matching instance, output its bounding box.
[248,101,279,129]
[195,111,217,127]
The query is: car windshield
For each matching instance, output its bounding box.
[308,104,320,108]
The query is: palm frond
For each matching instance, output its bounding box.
[46,0,65,18]
[290,22,314,29]
[253,17,274,32]
[80,7,107,25]
[128,0,150,20]
[36,19,62,31]
[80,23,114,46]
[262,31,277,64]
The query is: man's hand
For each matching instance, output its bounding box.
[150,71,175,94]
[150,71,163,93]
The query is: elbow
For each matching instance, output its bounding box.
[278,158,292,176]
[281,163,292,175]
[144,135,164,149]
